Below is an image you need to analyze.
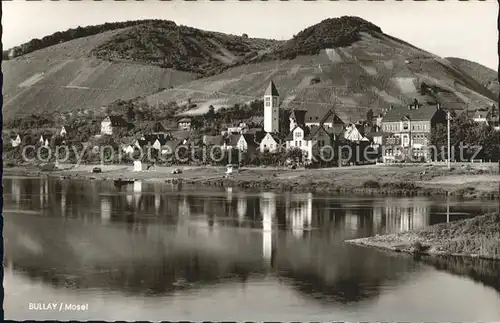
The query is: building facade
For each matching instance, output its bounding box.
[381,102,447,162]
[101,116,128,135]
[285,125,331,161]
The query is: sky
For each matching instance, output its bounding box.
[2,0,498,70]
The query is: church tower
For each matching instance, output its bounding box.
[264,81,280,133]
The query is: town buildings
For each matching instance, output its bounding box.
[381,101,447,162]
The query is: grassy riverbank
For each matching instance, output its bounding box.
[3,162,499,199]
[346,213,500,260]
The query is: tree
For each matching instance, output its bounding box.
[127,105,135,121]
[366,109,374,126]
[205,105,216,121]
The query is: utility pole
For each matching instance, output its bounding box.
[447,110,451,169]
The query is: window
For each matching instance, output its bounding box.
[265,97,271,107]
[299,141,302,147]
[295,131,302,139]
[403,122,408,130]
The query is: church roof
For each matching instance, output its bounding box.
[265,81,279,97]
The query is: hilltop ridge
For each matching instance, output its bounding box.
[3,16,497,121]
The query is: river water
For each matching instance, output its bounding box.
[3,176,500,321]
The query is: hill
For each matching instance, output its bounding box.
[446,57,499,98]
[143,18,497,122]
[2,27,196,120]
[3,16,497,122]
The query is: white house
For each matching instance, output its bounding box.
[178,118,192,131]
[264,81,280,133]
[226,123,248,135]
[343,124,365,142]
[473,109,489,124]
[59,125,73,137]
[285,125,331,161]
[122,144,135,154]
[39,134,52,147]
[10,134,21,147]
[236,134,259,152]
[101,115,128,135]
[260,133,284,153]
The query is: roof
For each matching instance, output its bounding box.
[366,131,383,138]
[473,109,488,119]
[344,124,364,142]
[290,109,307,125]
[144,121,167,133]
[240,134,259,148]
[171,131,190,140]
[106,115,128,126]
[240,133,256,144]
[162,140,182,150]
[136,139,149,148]
[302,106,344,125]
[203,135,225,146]
[264,81,279,97]
[382,103,442,122]
[227,134,241,147]
[178,117,192,123]
[304,125,328,140]
[263,132,286,144]
[61,125,75,132]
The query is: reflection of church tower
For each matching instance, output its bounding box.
[11,178,21,205]
[154,185,161,214]
[264,81,280,133]
[288,193,313,238]
[133,181,142,209]
[237,195,247,224]
[101,196,111,223]
[260,192,276,265]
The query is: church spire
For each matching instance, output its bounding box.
[265,81,279,97]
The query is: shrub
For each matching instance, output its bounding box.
[363,180,380,189]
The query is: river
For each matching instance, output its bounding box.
[3,176,500,321]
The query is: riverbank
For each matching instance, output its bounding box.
[345,213,500,260]
[3,162,499,199]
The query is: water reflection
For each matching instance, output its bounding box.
[2,177,500,320]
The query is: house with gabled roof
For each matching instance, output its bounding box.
[160,140,183,155]
[171,130,190,144]
[343,124,365,142]
[260,132,286,153]
[39,134,53,147]
[10,134,21,147]
[381,100,447,162]
[101,115,129,135]
[473,109,489,124]
[236,134,260,153]
[285,125,332,161]
[59,125,75,137]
